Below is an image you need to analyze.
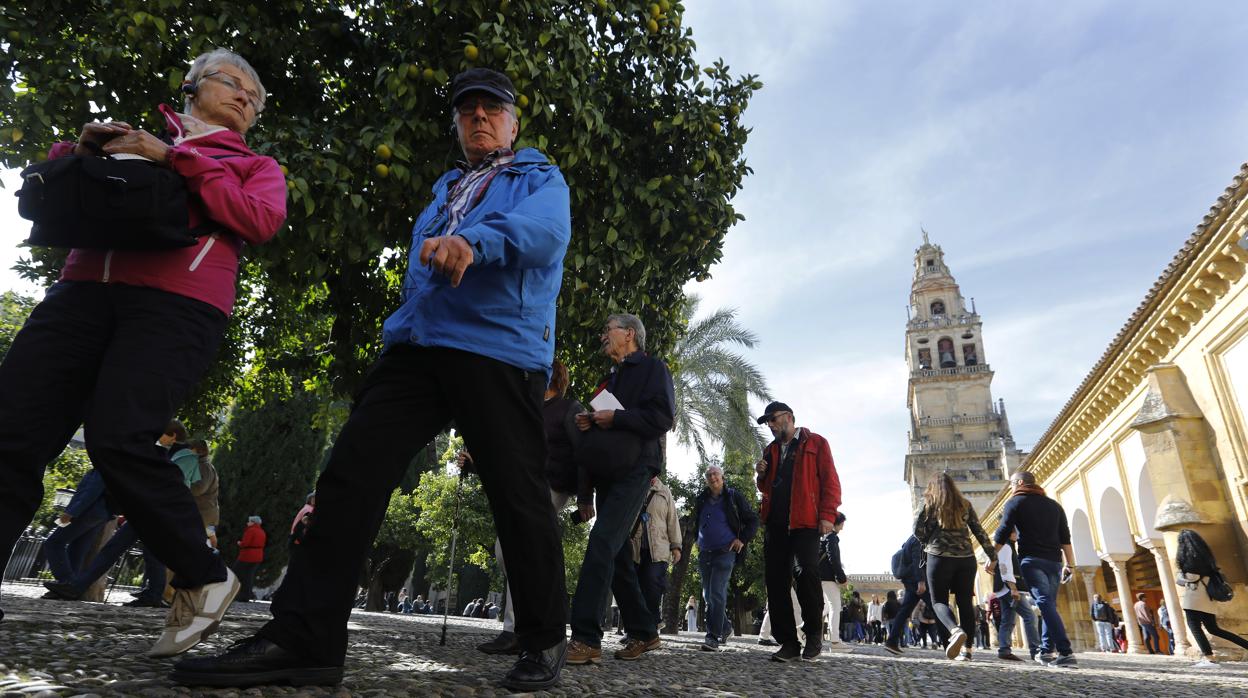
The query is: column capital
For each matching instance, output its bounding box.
[1097,551,1133,566]
[1134,536,1165,553]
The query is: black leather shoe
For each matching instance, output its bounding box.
[123,596,169,608]
[502,638,566,691]
[802,642,822,660]
[170,636,343,687]
[477,630,521,655]
[770,642,802,662]
[42,580,82,600]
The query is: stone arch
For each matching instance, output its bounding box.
[1097,487,1135,555]
[1070,509,1098,566]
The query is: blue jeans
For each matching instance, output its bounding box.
[569,464,655,647]
[1019,557,1071,655]
[996,592,1041,657]
[1140,623,1161,654]
[699,547,735,644]
[42,511,110,582]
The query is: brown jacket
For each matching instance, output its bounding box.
[189,456,220,529]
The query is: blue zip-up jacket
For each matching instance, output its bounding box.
[65,469,110,521]
[382,148,571,374]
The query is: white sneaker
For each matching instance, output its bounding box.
[1193,658,1218,669]
[149,567,239,657]
[946,628,967,660]
[954,651,972,662]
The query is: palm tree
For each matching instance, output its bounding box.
[669,295,771,461]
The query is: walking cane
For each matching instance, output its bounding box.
[439,463,466,647]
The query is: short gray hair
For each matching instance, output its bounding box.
[184,48,267,116]
[607,313,646,351]
[704,464,724,479]
[247,515,263,525]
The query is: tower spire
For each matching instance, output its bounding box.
[921,226,930,246]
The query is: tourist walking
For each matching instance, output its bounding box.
[41,469,113,586]
[173,67,573,691]
[881,591,900,646]
[991,470,1078,668]
[993,528,1040,661]
[867,595,883,644]
[1134,594,1162,654]
[233,516,266,602]
[1091,594,1117,652]
[566,313,675,666]
[885,534,928,655]
[693,464,759,651]
[1175,528,1248,668]
[0,47,283,647]
[754,401,842,662]
[1158,601,1174,655]
[913,472,996,662]
[817,513,847,648]
[630,475,682,631]
[685,597,699,633]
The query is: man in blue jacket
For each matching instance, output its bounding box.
[174,68,572,692]
[42,467,112,586]
[884,534,927,655]
[693,465,759,652]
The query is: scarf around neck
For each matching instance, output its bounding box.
[1012,483,1046,498]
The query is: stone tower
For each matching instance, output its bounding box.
[904,232,1024,515]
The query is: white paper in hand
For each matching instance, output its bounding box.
[590,389,625,412]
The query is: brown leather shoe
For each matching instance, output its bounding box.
[613,636,660,661]
[565,639,602,665]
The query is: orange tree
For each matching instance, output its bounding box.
[0,0,757,415]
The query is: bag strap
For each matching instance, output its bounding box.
[631,488,658,538]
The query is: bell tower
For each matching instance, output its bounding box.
[903,232,1024,515]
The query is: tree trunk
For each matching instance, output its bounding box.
[662,514,697,634]
[365,556,390,611]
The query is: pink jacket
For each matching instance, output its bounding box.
[52,106,286,315]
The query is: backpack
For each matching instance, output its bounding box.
[1206,570,1234,603]
[891,537,917,581]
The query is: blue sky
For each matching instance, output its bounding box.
[3,2,1248,573]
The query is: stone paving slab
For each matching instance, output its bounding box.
[3,582,1248,697]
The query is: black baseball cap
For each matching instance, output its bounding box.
[756,401,794,424]
[450,68,516,106]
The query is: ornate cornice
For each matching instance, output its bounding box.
[984,163,1248,525]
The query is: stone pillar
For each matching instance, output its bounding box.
[1138,538,1190,655]
[1101,553,1143,654]
[1077,566,1100,650]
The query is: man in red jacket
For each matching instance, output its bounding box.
[753,401,841,662]
[234,516,267,602]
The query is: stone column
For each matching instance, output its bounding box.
[1138,537,1190,655]
[1077,566,1100,650]
[1101,553,1143,654]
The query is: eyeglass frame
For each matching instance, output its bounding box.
[763,411,791,425]
[455,97,510,116]
[200,71,263,112]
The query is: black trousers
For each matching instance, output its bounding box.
[259,345,566,664]
[0,281,228,591]
[233,560,260,601]
[927,554,976,640]
[763,524,822,647]
[636,546,668,627]
[1184,609,1248,656]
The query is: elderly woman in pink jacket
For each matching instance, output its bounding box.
[0,48,285,655]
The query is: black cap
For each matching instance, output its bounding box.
[450,68,516,106]
[756,401,793,425]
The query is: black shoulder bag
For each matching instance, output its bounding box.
[16,153,199,250]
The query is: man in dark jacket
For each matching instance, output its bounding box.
[175,68,572,692]
[693,464,759,651]
[885,534,927,654]
[993,470,1077,668]
[42,468,113,585]
[754,402,842,662]
[567,313,675,666]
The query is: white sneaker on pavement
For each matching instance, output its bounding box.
[945,628,967,660]
[1193,658,1218,669]
[149,567,240,657]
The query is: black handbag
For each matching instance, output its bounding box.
[16,154,199,250]
[574,427,642,483]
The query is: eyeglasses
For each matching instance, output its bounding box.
[201,71,263,112]
[601,325,627,336]
[456,97,507,116]
[764,412,790,424]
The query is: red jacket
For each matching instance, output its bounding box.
[756,427,841,530]
[237,524,267,563]
[51,105,286,315]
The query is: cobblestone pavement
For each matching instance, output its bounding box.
[3,582,1248,697]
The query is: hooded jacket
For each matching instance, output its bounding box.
[381,148,570,375]
[52,105,286,315]
[756,427,841,531]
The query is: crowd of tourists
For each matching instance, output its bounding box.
[2,46,1247,693]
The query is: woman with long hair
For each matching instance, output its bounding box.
[914,472,996,661]
[1176,528,1248,667]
